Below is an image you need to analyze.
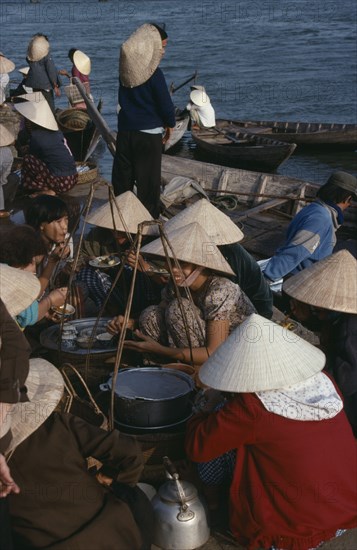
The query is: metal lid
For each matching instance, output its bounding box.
[109,367,194,401]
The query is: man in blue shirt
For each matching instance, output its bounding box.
[112,24,176,218]
[263,171,357,282]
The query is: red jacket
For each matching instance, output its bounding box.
[185,392,357,550]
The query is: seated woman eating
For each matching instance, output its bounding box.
[76,190,164,316]
[0,224,67,329]
[108,222,255,366]
[14,94,77,195]
[25,195,72,293]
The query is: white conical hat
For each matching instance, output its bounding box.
[199,313,325,392]
[14,96,58,131]
[190,89,211,107]
[164,199,244,245]
[0,122,16,146]
[73,50,91,75]
[27,34,50,62]
[0,52,15,74]
[6,358,64,454]
[283,250,357,314]
[141,222,235,276]
[119,24,163,87]
[87,191,157,235]
[0,263,41,316]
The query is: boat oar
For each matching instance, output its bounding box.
[170,71,198,94]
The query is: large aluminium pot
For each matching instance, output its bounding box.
[100,367,195,428]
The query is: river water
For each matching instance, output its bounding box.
[2,0,356,184]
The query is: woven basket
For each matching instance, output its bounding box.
[57,108,91,131]
[76,162,99,184]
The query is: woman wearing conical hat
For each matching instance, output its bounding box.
[59,48,92,110]
[76,191,162,316]
[185,313,357,550]
[164,197,273,318]
[111,23,176,217]
[25,33,61,113]
[119,222,255,366]
[283,249,357,435]
[14,96,78,195]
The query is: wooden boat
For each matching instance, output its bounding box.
[164,113,190,152]
[221,119,357,149]
[191,122,297,171]
[160,155,356,259]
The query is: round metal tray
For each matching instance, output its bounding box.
[40,317,117,354]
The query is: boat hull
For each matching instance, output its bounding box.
[223,119,357,148]
[192,124,296,171]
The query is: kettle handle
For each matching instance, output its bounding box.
[163,456,193,518]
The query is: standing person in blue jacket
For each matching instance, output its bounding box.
[25,34,61,114]
[263,171,357,282]
[112,23,176,218]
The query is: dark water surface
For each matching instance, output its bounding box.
[2,0,356,183]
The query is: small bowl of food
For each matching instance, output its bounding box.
[89,255,120,268]
[96,332,115,348]
[76,335,94,349]
[51,303,76,321]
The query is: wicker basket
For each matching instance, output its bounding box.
[76,161,99,184]
[57,108,91,131]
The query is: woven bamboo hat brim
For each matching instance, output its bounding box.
[164,198,244,245]
[0,263,41,316]
[87,191,157,235]
[190,89,211,107]
[6,358,64,454]
[0,122,16,146]
[0,53,15,74]
[73,50,91,75]
[283,250,357,314]
[141,222,235,276]
[27,35,50,62]
[199,313,325,392]
[14,96,58,131]
[119,24,163,87]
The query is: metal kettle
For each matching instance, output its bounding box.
[151,456,210,550]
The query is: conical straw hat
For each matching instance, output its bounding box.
[6,358,64,454]
[27,35,50,62]
[87,191,157,235]
[14,96,58,131]
[0,122,16,146]
[0,53,15,74]
[0,263,41,316]
[119,24,163,87]
[141,222,235,276]
[190,89,211,107]
[283,250,357,314]
[199,313,325,392]
[164,198,244,245]
[73,50,91,75]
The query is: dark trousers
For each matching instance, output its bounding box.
[111,130,162,218]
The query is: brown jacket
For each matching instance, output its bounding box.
[9,412,144,549]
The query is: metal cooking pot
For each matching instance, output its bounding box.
[100,367,195,427]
